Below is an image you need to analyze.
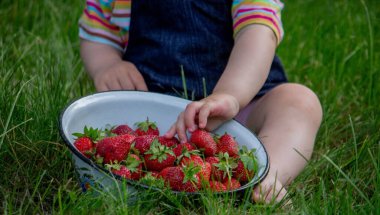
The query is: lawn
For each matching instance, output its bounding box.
[0,0,379,214]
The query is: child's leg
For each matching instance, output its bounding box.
[245,83,322,203]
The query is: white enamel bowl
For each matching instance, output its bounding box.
[59,91,269,195]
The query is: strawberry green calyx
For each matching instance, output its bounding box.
[95,155,104,164]
[72,126,102,142]
[103,124,118,137]
[176,148,201,165]
[125,154,141,173]
[215,152,238,180]
[182,163,201,184]
[105,162,121,171]
[239,146,258,173]
[145,139,175,163]
[135,118,157,132]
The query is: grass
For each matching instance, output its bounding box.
[0,0,379,214]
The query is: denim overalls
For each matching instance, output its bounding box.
[123,0,287,100]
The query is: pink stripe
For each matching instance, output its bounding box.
[233,14,280,35]
[234,7,276,18]
[84,10,119,30]
[112,8,131,14]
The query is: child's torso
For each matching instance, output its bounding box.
[123,0,234,99]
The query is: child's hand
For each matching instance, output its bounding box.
[164,93,240,143]
[93,61,148,92]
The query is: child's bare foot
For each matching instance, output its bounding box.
[252,174,290,204]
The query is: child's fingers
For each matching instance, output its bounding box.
[175,112,188,143]
[118,77,135,90]
[198,103,213,129]
[106,79,123,91]
[184,102,202,132]
[164,124,176,139]
[95,82,108,92]
[130,72,148,91]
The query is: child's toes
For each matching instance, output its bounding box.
[252,177,288,204]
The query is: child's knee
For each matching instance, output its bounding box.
[275,83,323,124]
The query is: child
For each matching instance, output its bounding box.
[79,0,322,203]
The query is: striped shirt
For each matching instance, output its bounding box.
[79,0,284,51]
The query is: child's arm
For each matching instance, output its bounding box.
[80,39,148,92]
[165,25,277,142]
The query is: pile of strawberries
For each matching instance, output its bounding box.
[73,119,258,192]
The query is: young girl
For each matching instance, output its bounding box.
[79,0,322,203]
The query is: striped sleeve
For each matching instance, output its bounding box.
[79,0,131,51]
[232,0,284,45]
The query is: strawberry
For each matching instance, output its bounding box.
[109,164,131,179]
[233,146,257,183]
[206,152,237,182]
[223,178,241,190]
[205,156,225,181]
[158,136,179,147]
[179,154,203,167]
[173,142,195,157]
[190,129,217,157]
[199,161,211,183]
[96,134,135,164]
[233,146,258,183]
[150,171,160,178]
[126,154,143,180]
[73,126,101,158]
[179,153,211,183]
[112,124,136,136]
[209,181,227,192]
[216,133,239,157]
[74,137,94,158]
[144,139,176,171]
[118,133,137,143]
[159,167,172,179]
[133,135,157,154]
[134,118,159,136]
[181,164,202,192]
[162,164,201,192]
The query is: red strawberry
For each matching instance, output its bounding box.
[209,181,227,192]
[158,136,179,147]
[96,134,134,164]
[112,124,136,136]
[181,165,202,192]
[205,157,225,181]
[206,153,237,182]
[73,126,101,158]
[180,154,203,167]
[126,154,143,180]
[144,139,176,171]
[217,133,239,157]
[199,161,211,183]
[159,167,172,179]
[74,137,94,158]
[133,135,157,154]
[190,129,217,157]
[150,171,160,178]
[134,118,159,136]
[173,142,195,157]
[118,134,137,143]
[110,164,131,179]
[179,154,211,183]
[162,165,201,192]
[223,178,241,190]
[233,146,257,183]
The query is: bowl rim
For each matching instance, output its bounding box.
[59,90,270,195]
